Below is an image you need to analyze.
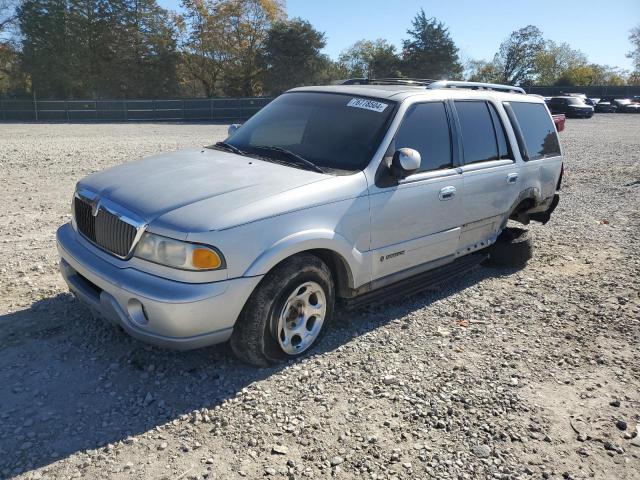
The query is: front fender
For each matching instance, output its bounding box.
[242,229,367,287]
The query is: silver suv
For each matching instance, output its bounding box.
[57,80,563,366]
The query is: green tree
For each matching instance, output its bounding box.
[493,25,545,85]
[401,9,462,79]
[338,39,401,79]
[534,41,587,85]
[554,64,628,86]
[18,0,179,99]
[18,0,74,98]
[261,18,327,94]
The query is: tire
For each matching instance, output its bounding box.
[230,253,335,367]
[483,227,533,268]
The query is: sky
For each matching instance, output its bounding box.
[157,0,640,70]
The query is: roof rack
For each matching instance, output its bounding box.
[427,81,526,94]
[335,78,526,94]
[336,78,437,87]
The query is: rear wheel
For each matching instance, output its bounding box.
[230,253,335,367]
[483,227,533,268]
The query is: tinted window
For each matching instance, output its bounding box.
[392,102,452,172]
[225,92,396,172]
[455,101,499,164]
[488,103,511,159]
[509,102,561,160]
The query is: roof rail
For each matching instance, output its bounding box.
[336,78,437,87]
[428,81,526,94]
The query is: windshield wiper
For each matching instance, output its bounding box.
[213,141,245,156]
[252,145,324,173]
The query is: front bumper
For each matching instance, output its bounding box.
[567,109,593,118]
[56,223,262,350]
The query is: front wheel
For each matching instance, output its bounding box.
[230,253,335,367]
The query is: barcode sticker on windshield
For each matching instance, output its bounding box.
[347,98,389,113]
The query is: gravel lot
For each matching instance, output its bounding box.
[0,115,639,480]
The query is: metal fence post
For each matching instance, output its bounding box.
[33,90,38,121]
[0,97,4,121]
[124,100,127,122]
[210,98,213,121]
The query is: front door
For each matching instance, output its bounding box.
[368,101,464,280]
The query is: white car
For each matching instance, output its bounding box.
[56,80,563,366]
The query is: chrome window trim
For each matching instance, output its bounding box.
[74,188,147,260]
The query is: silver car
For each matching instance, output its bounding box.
[57,80,563,366]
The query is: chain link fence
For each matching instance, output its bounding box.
[2,87,640,122]
[0,97,275,122]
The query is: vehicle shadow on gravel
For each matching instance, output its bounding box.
[0,264,515,477]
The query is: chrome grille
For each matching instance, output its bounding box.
[74,196,139,258]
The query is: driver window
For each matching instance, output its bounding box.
[389,102,452,172]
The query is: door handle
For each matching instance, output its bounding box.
[506,173,519,184]
[439,186,456,200]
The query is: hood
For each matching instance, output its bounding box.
[77,148,330,234]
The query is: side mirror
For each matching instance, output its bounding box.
[390,148,421,178]
[227,123,242,136]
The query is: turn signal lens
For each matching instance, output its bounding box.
[192,248,222,270]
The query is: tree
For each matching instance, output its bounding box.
[261,18,327,94]
[628,25,640,73]
[555,64,628,86]
[401,9,462,79]
[18,0,179,99]
[179,0,229,97]
[217,0,284,96]
[493,25,545,85]
[534,41,587,85]
[338,39,401,79]
[0,0,19,94]
[466,59,501,83]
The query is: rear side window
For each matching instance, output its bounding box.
[488,103,511,159]
[508,102,561,160]
[392,102,452,172]
[455,101,500,164]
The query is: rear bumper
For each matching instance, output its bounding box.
[529,193,560,225]
[56,223,262,350]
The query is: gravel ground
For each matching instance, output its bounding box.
[0,116,639,480]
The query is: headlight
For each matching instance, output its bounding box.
[134,232,225,271]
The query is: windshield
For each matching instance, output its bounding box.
[567,97,586,105]
[222,92,397,173]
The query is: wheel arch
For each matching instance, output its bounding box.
[242,229,364,298]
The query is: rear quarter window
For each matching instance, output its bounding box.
[507,102,561,160]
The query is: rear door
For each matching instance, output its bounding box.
[503,101,563,203]
[453,100,521,251]
[368,101,464,280]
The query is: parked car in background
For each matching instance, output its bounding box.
[547,96,594,118]
[612,98,640,113]
[595,101,618,113]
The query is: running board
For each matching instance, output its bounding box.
[342,254,487,310]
